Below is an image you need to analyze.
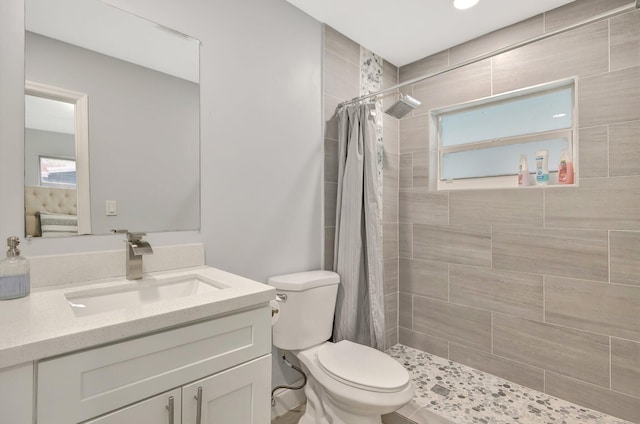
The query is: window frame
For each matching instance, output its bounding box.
[431,78,578,191]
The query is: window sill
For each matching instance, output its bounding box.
[436,174,577,191]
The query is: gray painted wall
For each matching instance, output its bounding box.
[1,0,323,388]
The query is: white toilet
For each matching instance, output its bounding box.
[269,270,413,424]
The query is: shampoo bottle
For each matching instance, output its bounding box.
[558,149,574,184]
[0,237,30,300]
[535,150,549,185]
[518,154,530,186]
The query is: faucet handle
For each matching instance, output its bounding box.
[111,229,147,242]
[126,232,147,242]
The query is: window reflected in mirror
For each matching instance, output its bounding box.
[39,156,77,188]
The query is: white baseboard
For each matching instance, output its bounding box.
[270,379,307,419]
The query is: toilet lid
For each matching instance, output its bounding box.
[316,340,409,393]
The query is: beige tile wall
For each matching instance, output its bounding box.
[322,26,400,348]
[397,1,640,421]
[382,61,401,348]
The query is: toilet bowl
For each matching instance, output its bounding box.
[268,270,414,424]
[296,341,413,424]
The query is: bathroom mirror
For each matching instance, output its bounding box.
[24,0,200,237]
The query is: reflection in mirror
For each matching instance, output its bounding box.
[24,0,201,238]
[24,81,91,237]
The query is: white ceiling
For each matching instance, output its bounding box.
[286,0,577,67]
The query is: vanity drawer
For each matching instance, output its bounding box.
[37,306,270,424]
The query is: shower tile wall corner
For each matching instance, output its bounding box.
[322,25,400,348]
[323,25,359,272]
[396,1,640,422]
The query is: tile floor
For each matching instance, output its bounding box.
[272,344,633,424]
[387,344,632,424]
[272,403,305,424]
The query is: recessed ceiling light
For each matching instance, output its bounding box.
[454,0,479,10]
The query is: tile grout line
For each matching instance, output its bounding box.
[410,223,414,259]
[608,230,611,284]
[410,293,414,331]
[491,311,494,355]
[447,262,450,302]
[607,18,611,73]
[542,275,546,323]
[410,152,414,189]
[609,335,612,390]
[606,125,610,178]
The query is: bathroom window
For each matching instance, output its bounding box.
[433,79,576,190]
[39,156,77,188]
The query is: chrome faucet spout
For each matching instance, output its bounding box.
[112,230,153,280]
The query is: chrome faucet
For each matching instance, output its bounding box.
[112,230,154,280]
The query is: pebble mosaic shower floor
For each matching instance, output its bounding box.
[386,344,632,424]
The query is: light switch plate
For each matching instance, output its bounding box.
[106,200,117,216]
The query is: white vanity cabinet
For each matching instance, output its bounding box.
[0,362,34,424]
[37,306,271,424]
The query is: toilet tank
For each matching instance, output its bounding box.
[268,270,339,351]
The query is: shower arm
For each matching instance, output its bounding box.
[339,91,403,108]
[338,1,638,109]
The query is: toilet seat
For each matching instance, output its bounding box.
[316,340,410,393]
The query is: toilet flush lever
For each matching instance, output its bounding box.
[275,293,287,303]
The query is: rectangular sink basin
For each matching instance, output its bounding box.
[65,274,228,317]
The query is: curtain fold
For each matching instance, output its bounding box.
[333,103,386,351]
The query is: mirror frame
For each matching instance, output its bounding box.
[25,80,91,235]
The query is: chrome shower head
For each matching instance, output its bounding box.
[384,94,421,119]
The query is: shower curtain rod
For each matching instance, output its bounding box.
[338,1,639,108]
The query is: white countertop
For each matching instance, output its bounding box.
[0,266,275,369]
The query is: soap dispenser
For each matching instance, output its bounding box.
[518,154,530,186]
[0,236,30,300]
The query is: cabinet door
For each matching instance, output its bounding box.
[85,388,181,424]
[38,307,270,424]
[183,355,271,424]
[0,362,33,424]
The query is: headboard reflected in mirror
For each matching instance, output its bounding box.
[24,0,201,238]
[25,186,78,238]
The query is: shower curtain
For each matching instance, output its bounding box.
[333,103,386,351]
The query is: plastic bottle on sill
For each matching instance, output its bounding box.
[535,150,549,185]
[518,154,530,187]
[558,149,574,185]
